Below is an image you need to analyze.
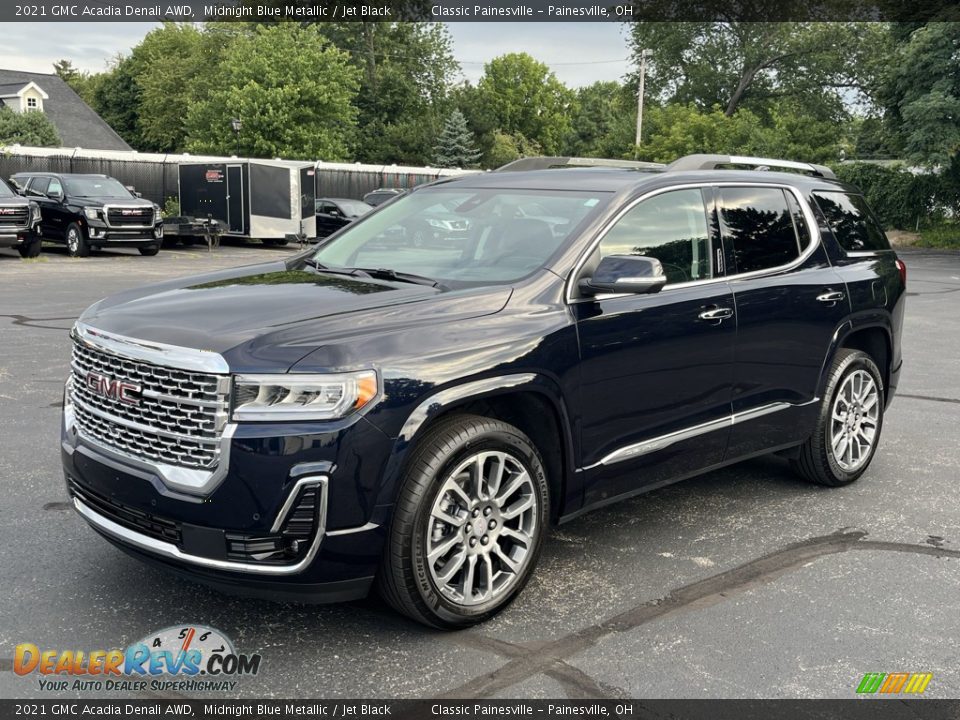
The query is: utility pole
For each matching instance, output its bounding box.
[635,49,651,151]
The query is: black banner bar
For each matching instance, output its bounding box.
[2,700,960,720]
[3,0,960,23]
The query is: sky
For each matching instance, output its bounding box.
[0,21,635,88]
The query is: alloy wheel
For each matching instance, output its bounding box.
[830,369,880,472]
[426,450,538,607]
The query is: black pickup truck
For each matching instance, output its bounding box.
[62,154,905,628]
[11,172,162,257]
[0,178,41,257]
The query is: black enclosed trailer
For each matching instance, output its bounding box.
[177,159,316,242]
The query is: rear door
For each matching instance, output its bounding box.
[574,187,737,506]
[226,164,244,233]
[718,185,848,458]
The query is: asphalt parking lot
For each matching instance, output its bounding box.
[0,242,958,700]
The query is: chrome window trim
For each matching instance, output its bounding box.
[582,399,819,470]
[565,182,822,304]
[73,476,329,576]
[73,321,231,375]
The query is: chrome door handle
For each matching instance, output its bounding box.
[698,307,734,322]
[816,290,845,304]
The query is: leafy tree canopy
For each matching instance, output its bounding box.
[0,106,61,147]
[184,24,360,161]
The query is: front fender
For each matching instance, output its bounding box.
[372,372,576,512]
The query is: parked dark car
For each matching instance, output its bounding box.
[11,172,163,257]
[62,154,905,628]
[0,178,41,257]
[362,188,404,207]
[315,197,373,238]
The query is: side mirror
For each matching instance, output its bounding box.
[48,189,64,202]
[578,254,667,296]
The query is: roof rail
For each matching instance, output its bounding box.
[666,154,836,179]
[496,156,665,172]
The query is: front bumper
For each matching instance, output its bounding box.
[62,409,394,601]
[0,228,38,248]
[85,222,163,245]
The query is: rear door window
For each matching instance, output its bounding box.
[718,187,802,274]
[813,191,890,252]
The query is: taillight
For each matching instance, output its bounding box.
[895,258,907,288]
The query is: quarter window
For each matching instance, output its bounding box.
[718,187,802,274]
[813,191,890,252]
[598,188,712,285]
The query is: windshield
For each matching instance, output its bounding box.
[62,176,132,198]
[0,180,14,197]
[311,188,609,286]
[338,200,373,217]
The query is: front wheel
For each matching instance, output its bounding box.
[138,245,160,256]
[65,223,89,257]
[377,414,549,628]
[17,236,42,258]
[792,349,885,486]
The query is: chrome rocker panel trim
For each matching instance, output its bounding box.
[586,399,819,470]
[73,476,329,576]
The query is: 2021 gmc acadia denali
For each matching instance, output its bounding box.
[62,154,905,628]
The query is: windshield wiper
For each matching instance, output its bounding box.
[303,259,448,291]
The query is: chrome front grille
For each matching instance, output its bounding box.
[70,338,229,470]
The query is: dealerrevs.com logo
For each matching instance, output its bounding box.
[14,625,261,693]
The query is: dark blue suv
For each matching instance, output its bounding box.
[62,154,905,628]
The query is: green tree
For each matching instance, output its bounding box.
[564,81,637,158]
[476,53,573,156]
[316,22,459,164]
[485,131,542,169]
[89,55,142,148]
[881,22,960,168]
[0,106,60,146]
[629,22,887,119]
[434,109,480,167]
[184,24,360,160]
[126,23,205,153]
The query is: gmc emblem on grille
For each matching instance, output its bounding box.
[86,371,141,406]
[121,209,143,216]
[0,208,16,215]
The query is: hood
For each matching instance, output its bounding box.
[76,196,155,209]
[79,260,512,372]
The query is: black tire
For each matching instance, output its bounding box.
[65,223,89,257]
[791,349,885,486]
[138,245,160,256]
[263,238,289,247]
[17,236,42,258]
[377,414,550,629]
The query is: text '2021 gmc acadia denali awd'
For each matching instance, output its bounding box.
[62,154,905,628]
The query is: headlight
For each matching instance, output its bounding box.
[425,218,451,230]
[154,206,163,223]
[232,370,378,421]
[84,208,99,221]
[30,204,40,222]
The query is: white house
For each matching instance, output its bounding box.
[0,81,49,114]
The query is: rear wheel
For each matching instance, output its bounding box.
[17,236,42,258]
[65,223,89,257]
[138,245,160,256]
[377,414,549,628]
[792,349,884,486]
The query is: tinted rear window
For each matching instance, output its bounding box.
[718,187,801,274]
[814,192,890,252]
